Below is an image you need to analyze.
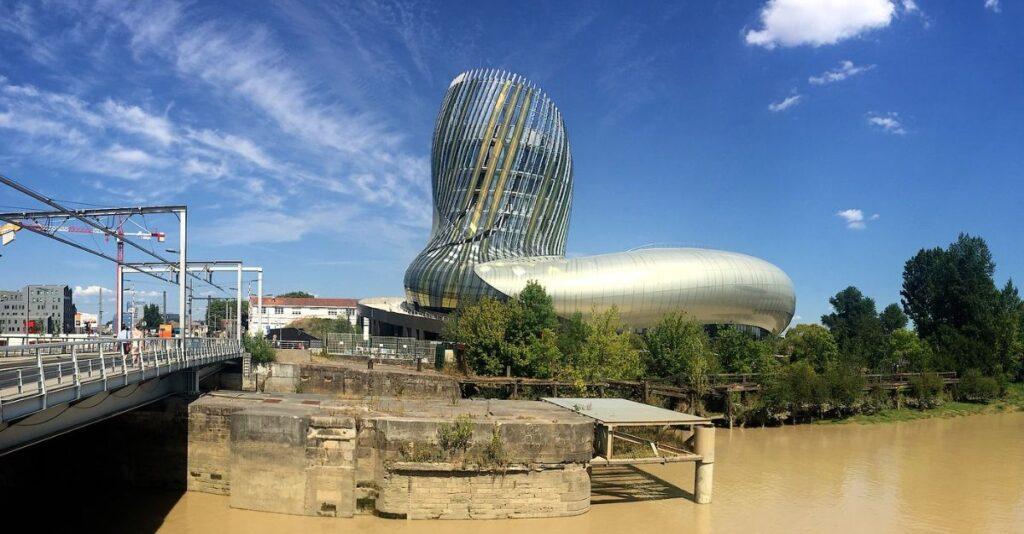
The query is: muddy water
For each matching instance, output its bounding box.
[146,412,1024,533]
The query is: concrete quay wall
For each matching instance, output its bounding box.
[186,394,593,520]
[263,361,460,400]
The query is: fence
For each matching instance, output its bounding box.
[324,333,439,362]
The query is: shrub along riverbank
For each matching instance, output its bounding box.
[444,233,1023,427]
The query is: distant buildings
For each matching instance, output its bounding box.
[74,311,98,333]
[248,296,358,335]
[0,285,76,334]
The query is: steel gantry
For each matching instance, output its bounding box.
[0,175,193,338]
[123,262,264,340]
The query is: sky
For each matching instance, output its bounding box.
[0,0,1021,327]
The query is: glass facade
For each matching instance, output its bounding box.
[404,69,572,309]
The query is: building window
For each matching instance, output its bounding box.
[274,307,283,314]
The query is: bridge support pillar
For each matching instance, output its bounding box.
[183,370,200,395]
[694,424,715,504]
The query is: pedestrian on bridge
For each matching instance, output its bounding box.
[130,324,143,365]
[117,324,130,357]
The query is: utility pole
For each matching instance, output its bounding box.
[98,286,103,335]
[162,290,167,325]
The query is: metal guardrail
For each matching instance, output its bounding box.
[0,337,242,422]
[324,333,439,362]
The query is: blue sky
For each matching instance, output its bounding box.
[0,0,1021,326]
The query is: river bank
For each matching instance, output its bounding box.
[819,382,1024,425]
[125,410,1024,533]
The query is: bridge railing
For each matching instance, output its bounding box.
[0,337,242,406]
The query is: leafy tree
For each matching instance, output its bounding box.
[243,333,276,364]
[821,286,886,369]
[781,324,839,372]
[206,299,249,332]
[139,303,162,329]
[879,303,908,335]
[277,291,314,298]
[507,280,558,341]
[714,327,776,374]
[517,328,561,379]
[557,312,590,364]
[444,297,511,376]
[641,313,714,379]
[570,307,642,381]
[901,233,1019,375]
[882,329,934,373]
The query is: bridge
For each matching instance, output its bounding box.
[0,337,245,455]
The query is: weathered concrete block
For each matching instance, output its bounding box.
[228,408,311,515]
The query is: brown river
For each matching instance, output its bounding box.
[117,412,1024,533]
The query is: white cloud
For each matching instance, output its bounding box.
[101,100,175,146]
[768,94,802,112]
[902,0,919,13]
[106,144,165,167]
[809,60,876,84]
[746,0,896,49]
[867,111,907,135]
[836,209,880,230]
[985,0,1001,13]
[203,209,353,246]
[188,129,276,170]
[74,285,112,298]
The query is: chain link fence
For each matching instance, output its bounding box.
[324,333,439,362]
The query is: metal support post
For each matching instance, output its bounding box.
[256,269,263,336]
[236,264,242,341]
[178,208,187,339]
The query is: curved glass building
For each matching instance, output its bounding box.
[400,69,796,334]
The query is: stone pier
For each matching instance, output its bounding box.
[187,392,593,519]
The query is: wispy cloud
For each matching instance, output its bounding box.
[769,94,802,112]
[985,0,1002,13]
[746,0,896,49]
[0,1,434,246]
[809,60,876,84]
[836,209,880,230]
[867,111,907,135]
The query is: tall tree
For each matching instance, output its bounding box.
[140,303,162,329]
[713,327,776,374]
[641,313,716,380]
[443,297,511,376]
[879,303,909,335]
[574,307,642,381]
[901,233,1016,375]
[782,324,839,372]
[821,286,885,369]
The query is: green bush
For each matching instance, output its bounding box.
[824,364,866,410]
[480,425,508,468]
[957,369,1001,402]
[437,414,474,459]
[242,333,276,364]
[909,372,944,408]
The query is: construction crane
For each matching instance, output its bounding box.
[0,221,165,243]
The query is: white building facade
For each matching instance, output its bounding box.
[248,296,358,335]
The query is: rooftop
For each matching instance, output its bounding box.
[250,296,359,308]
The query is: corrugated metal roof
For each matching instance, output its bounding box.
[542,398,711,425]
